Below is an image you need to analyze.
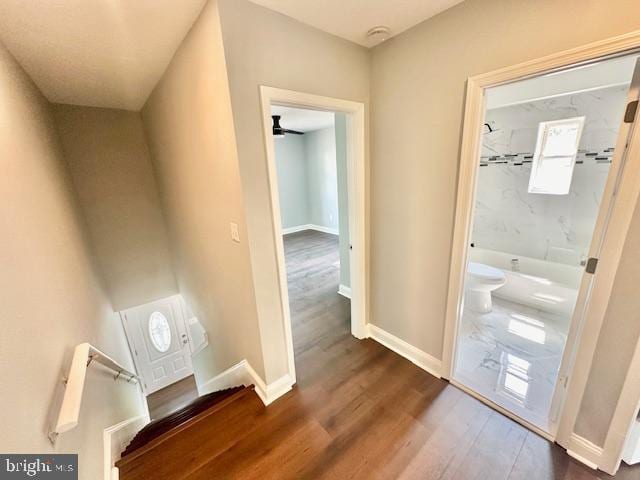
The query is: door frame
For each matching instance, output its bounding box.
[259,86,368,382]
[441,30,640,473]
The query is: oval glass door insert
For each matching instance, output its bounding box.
[148,311,171,352]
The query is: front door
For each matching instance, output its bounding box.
[122,296,193,395]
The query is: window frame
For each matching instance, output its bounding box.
[528,116,586,195]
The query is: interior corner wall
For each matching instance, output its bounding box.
[52,104,178,311]
[217,0,369,382]
[335,113,351,289]
[305,127,340,233]
[0,41,144,479]
[141,0,266,384]
[369,0,640,448]
[276,126,344,236]
[275,134,308,230]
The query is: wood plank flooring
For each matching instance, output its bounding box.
[121,230,639,479]
[147,374,199,420]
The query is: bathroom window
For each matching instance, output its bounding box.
[528,116,585,195]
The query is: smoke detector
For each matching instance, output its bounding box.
[366,26,391,46]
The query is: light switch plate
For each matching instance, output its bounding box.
[230,222,240,243]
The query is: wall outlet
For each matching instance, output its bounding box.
[230,222,240,243]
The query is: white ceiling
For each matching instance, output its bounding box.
[0,0,206,110]
[249,0,464,47]
[0,0,464,110]
[271,106,335,132]
[487,54,639,110]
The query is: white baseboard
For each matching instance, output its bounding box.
[103,414,149,480]
[197,359,294,407]
[243,361,294,406]
[367,324,442,379]
[566,433,603,470]
[338,284,351,299]
[282,224,312,235]
[196,360,249,396]
[310,224,339,235]
[282,224,339,236]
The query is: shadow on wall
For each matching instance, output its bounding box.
[53,105,179,311]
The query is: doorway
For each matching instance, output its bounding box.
[444,49,640,442]
[272,105,350,366]
[120,295,208,419]
[259,87,367,382]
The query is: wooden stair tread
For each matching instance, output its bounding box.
[117,385,253,467]
[117,387,266,480]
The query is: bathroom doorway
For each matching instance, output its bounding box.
[447,52,640,437]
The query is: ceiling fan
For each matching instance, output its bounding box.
[272,115,304,137]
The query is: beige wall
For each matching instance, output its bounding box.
[53,105,177,311]
[0,42,144,479]
[217,0,370,382]
[142,0,265,383]
[370,0,640,447]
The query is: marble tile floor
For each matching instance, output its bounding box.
[454,296,571,432]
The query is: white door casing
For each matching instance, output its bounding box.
[259,86,368,388]
[121,296,194,395]
[441,30,640,474]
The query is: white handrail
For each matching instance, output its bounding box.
[48,343,137,444]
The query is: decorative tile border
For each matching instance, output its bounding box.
[479,148,614,167]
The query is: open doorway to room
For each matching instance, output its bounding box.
[445,51,640,442]
[271,105,352,365]
[259,87,367,383]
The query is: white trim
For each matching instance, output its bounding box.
[282,224,339,236]
[282,224,312,235]
[196,360,251,396]
[259,87,369,388]
[338,284,351,299]
[245,360,294,406]
[103,415,149,480]
[367,324,442,379]
[441,30,640,455]
[197,359,294,407]
[566,433,604,470]
[308,224,339,235]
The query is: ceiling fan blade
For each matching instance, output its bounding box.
[271,116,304,135]
[272,115,284,136]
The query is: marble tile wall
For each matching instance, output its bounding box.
[473,85,628,265]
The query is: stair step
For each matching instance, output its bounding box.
[116,386,265,479]
[118,385,251,464]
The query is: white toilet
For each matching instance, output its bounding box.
[465,262,506,313]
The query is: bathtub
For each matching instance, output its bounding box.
[468,247,583,317]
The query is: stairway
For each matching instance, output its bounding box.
[116,385,264,479]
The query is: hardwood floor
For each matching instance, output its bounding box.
[120,230,639,479]
[147,374,199,420]
[118,387,247,465]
